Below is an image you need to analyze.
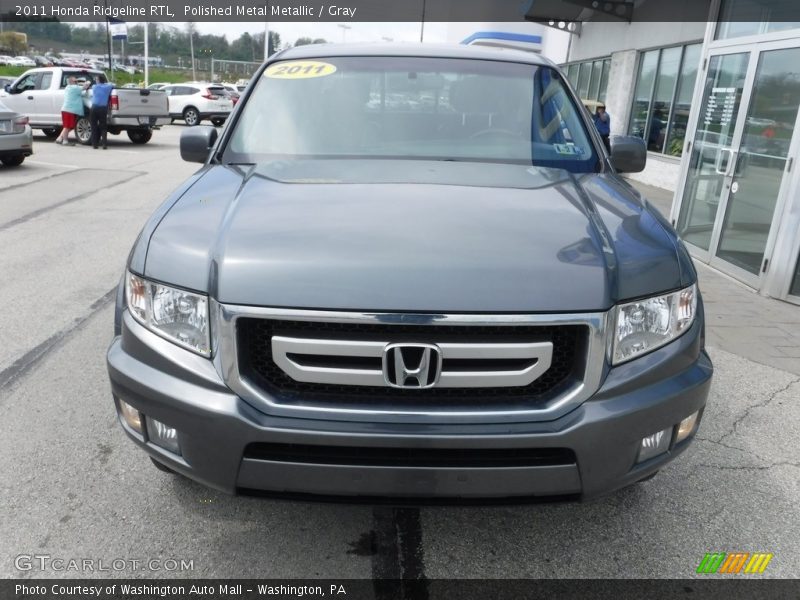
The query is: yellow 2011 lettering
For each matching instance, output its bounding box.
[264,61,337,79]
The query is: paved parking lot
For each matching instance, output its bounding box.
[1,127,798,581]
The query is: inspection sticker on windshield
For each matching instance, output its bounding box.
[264,61,337,79]
[553,144,583,155]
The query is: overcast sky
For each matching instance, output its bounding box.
[67,21,569,61]
[129,21,451,45]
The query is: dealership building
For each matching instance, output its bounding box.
[554,0,800,305]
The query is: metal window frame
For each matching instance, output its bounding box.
[627,41,705,155]
[663,43,703,158]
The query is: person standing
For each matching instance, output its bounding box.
[88,74,114,150]
[55,76,84,146]
[593,103,611,154]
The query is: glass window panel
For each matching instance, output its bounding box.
[647,46,681,153]
[567,64,579,88]
[577,62,591,99]
[665,44,702,157]
[589,60,603,100]
[790,251,800,297]
[628,50,658,138]
[716,0,800,39]
[598,59,611,103]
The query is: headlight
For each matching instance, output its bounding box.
[612,284,697,364]
[125,271,211,356]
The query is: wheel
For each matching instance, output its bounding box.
[75,117,92,145]
[127,129,153,144]
[42,128,60,139]
[182,107,200,126]
[150,457,176,474]
[636,470,659,483]
[211,118,225,127]
[1,155,25,167]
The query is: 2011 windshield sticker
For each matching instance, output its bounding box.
[264,61,337,79]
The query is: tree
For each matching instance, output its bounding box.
[253,31,281,59]
[229,32,255,62]
[0,32,28,54]
[294,37,327,47]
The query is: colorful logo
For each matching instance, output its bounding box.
[697,552,773,574]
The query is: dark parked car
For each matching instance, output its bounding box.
[107,44,712,500]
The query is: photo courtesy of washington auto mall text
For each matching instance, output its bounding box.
[1,0,800,598]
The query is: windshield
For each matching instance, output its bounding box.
[225,56,599,172]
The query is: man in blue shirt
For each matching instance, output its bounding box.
[88,73,114,149]
[592,103,611,154]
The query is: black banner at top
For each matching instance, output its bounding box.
[1,0,800,23]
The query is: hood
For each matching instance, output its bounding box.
[142,160,684,313]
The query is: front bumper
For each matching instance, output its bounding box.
[107,309,712,500]
[110,116,171,128]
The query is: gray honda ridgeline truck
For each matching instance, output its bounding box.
[107,44,712,500]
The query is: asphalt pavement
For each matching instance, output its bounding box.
[0,126,798,582]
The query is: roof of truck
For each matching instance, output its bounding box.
[275,42,556,67]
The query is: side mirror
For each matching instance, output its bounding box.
[3,84,9,93]
[609,135,647,173]
[180,126,218,163]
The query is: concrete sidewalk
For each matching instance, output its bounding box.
[629,180,800,375]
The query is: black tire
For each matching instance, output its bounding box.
[42,128,60,139]
[636,470,659,483]
[75,117,92,145]
[127,129,153,144]
[211,118,225,127]
[150,457,176,474]
[1,155,25,167]
[182,107,200,126]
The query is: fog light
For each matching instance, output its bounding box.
[637,427,671,463]
[118,399,142,434]
[675,411,700,443]
[145,416,181,455]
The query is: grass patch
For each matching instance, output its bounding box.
[0,65,203,86]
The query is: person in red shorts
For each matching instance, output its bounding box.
[56,76,85,146]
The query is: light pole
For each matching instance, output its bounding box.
[188,23,196,81]
[338,24,351,43]
[144,23,148,87]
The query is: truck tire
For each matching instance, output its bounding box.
[75,117,92,145]
[183,107,200,126]
[127,129,153,144]
[1,155,25,167]
[150,457,176,474]
[42,128,60,139]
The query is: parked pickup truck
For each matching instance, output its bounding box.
[0,67,169,145]
[107,44,712,500]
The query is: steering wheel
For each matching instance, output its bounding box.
[469,128,522,140]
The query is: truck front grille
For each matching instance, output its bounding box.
[236,318,587,410]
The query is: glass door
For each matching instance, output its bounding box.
[676,44,800,288]
[675,51,753,261]
[711,46,800,283]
